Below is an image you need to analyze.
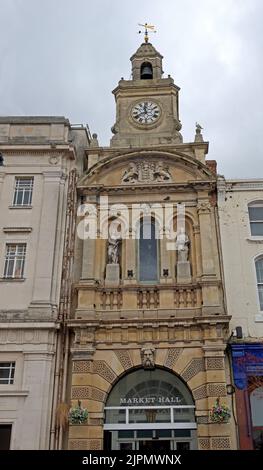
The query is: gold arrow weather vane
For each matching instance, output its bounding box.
[138,23,156,43]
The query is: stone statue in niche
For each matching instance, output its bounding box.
[141,346,156,370]
[122,162,139,183]
[154,161,171,182]
[176,229,190,262]
[107,236,121,264]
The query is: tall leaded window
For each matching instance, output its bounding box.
[248,202,263,236]
[255,257,263,310]
[3,244,26,279]
[139,218,159,282]
[0,362,15,384]
[13,177,34,206]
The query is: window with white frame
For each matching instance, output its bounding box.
[3,244,26,279]
[255,257,263,311]
[0,362,15,384]
[13,177,34,206]
[248,202,263,236]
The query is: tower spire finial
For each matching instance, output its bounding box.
[138,23,156,43]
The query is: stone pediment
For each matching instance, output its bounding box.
[78,150,214,188]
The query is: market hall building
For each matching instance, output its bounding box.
[67,38,234,451]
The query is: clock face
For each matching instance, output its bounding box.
[131,101,161,125]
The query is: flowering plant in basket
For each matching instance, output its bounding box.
[68,400,88,425]
[210,398,231,423]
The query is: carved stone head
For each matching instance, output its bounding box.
[141,346,155,370]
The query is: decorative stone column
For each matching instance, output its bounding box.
[29,171,66,318]
[197,199,221,314]
[197,199,215,276]
[123,227,137,285]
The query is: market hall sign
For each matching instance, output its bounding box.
[120,396,182,405]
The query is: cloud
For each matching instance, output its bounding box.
[0,0,262,178]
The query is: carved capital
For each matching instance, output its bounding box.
[197,201,211,214]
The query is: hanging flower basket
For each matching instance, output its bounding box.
[210,398,231,423]
[68,400,88,425]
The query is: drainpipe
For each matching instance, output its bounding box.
[49,327,61,449]
[58,328,70,450]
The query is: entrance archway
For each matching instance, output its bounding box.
[104,368,197,450]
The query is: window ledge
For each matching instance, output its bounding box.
[0,390,29,397]
[3,227,32,233]
[246,237,263,243]
[255,314,263,322]
[0,278,25,282]
[8,205,32,210]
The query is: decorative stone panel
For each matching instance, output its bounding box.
[72,386,106,402]
[193,384,207,400]
[212,438,231,450]
[198,438,210,450]
[93,361,116,383]
[206,357,224,370]
[72,360,116,383]
[73,361,93,373]
[207,383,226,397]
[69,440,88,450]
[89,439,102,450]
[91,388,106,402]
[196,415,209,424]
[114,350,133,370]
[71,386,90,399]
[181,358,205,382]
[164,348,183,369]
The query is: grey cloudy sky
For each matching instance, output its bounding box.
[0,0,262,178]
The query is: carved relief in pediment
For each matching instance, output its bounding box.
[122,160,172,184]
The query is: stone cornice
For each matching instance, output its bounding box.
[78,181,216,195]
[66,315,230,328]
[0,145,76,160]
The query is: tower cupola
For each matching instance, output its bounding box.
[130,42,163,80]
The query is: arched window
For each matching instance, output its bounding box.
[248,202,263,236]
[138,218,159,282]
[140,62,153,79]
[255,257,263,310]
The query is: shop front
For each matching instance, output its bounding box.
[103,368,197,451]
[231,343,263,450]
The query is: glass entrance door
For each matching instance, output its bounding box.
[139,440,171,452]
[106,430,197,450]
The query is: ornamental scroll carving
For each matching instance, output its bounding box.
[122,161,172,184]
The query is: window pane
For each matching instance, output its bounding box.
[13,177,33,206]
[251,223,263,236]
[258,285,263,310]
[0,362,15,384]
[256,259,263,283]
[139,220,158,281]
[4,244,26,278]
[249,207,263,221]
[0,425,12,450]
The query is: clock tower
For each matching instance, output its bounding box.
[111,41,183,147]
[67,36,232,452]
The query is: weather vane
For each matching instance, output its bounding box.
[138,23,156,43]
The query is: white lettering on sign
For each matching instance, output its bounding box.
[119,396,182,405]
